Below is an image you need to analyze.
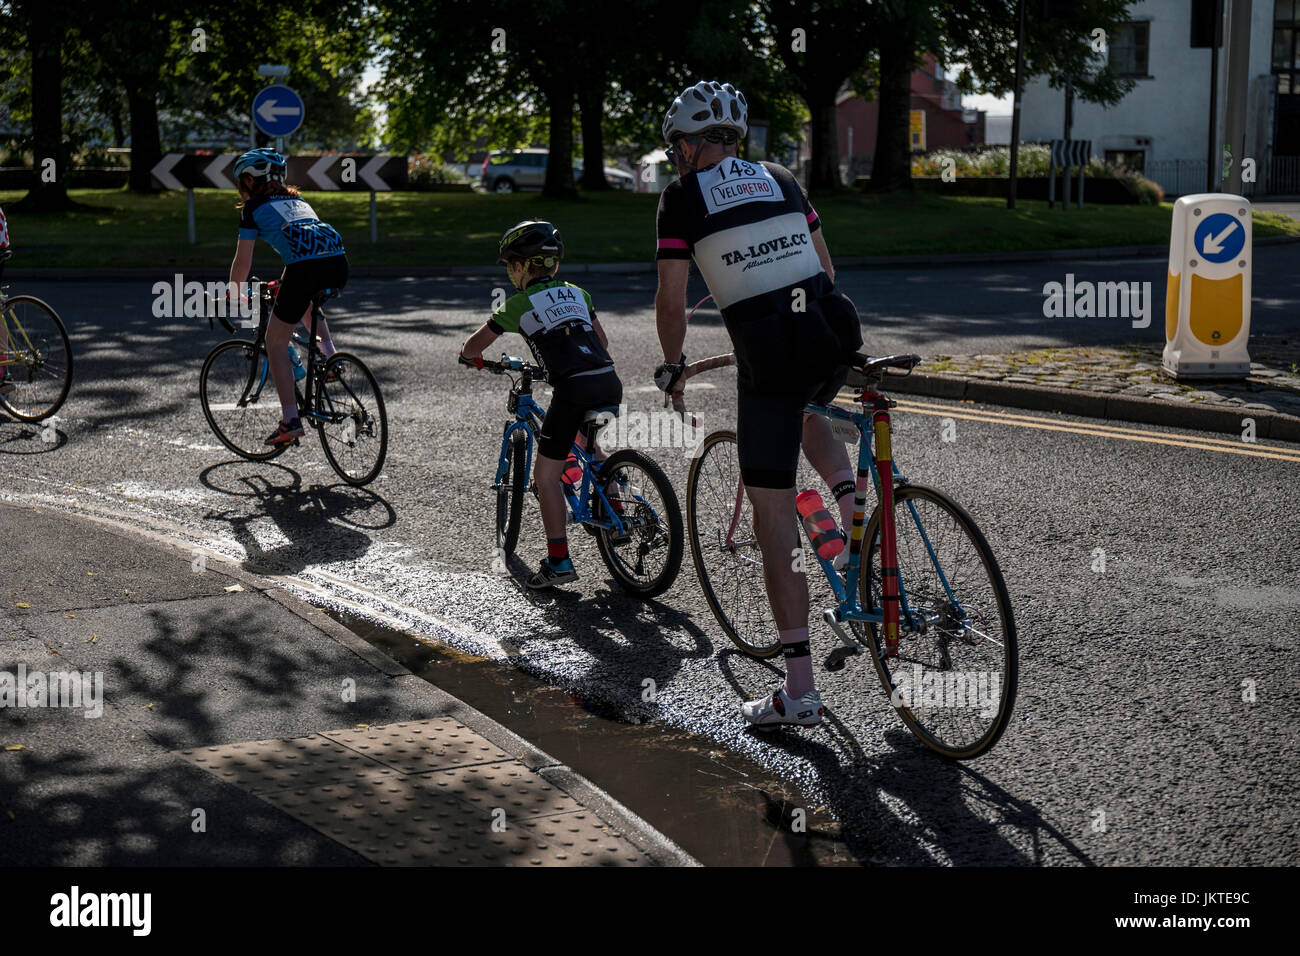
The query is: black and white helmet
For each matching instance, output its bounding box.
[662,80,748,143]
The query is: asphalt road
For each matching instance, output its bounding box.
[2,263,1298,865]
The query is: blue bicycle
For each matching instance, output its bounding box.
[463,354,684,598]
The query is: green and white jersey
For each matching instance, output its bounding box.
[487,278,614,381]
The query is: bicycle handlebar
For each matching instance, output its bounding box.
[205,276,282,334]
[667,351,923,422]
[458,353,549,381]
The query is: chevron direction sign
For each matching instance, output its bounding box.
[150,154,407,191]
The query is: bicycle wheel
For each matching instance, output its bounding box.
[0,295,72,422]
[686,431,781,657]
[317,352,388,486]
[857,483,1017,759]
[593,449,684,599]
[497,429,527,555]
[199,339,286,462]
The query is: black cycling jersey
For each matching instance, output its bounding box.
[487,277,615,382]
[656,158,859,397]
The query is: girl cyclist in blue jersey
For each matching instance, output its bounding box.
[227,148,349,445]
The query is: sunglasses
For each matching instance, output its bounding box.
[680,129,740,146]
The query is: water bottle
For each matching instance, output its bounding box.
[288,345,306,382]
[796,490,843,561]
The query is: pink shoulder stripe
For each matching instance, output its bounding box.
[657,238,689,250]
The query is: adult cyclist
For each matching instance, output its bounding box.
[653,80,864,728]
[228,148,349,445]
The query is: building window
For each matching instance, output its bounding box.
[1110,21,1151,77]
[1105,149,1146,173]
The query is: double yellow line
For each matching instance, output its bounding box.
[888,399,1300,463]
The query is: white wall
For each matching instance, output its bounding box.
[1017,0,1274,169]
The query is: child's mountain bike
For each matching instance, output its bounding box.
[462,354,684,598]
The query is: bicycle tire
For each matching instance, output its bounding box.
[199,339,286,462]
[685,430,782,658]
[857,483,1017,759]
[593,449,684,599]
[497,429,527,555]
[317,352,388,486]
[0,295,73,422]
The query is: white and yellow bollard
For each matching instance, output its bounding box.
[1162,193,1252,379]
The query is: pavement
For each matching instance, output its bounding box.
[0,499,698,866]
[882,333,1300,441]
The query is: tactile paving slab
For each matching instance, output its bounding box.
[321,718,513,773]
[175,734,393,794]
[424,761,582,820]
[174,719,651,866]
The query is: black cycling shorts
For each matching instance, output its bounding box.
[273,253,349,325]
[538,368,624,461]
[737,365,849,489]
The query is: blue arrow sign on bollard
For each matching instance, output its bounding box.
[252,86,304,138]
[1193,212,1246,264]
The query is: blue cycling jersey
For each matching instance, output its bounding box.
[237,193,345,265]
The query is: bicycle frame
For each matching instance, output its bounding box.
[798,389,975,661]
[493,371,631,537]
[230,286,347,431]
[0,294,39,371]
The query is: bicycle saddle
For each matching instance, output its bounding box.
[846,353,922,386]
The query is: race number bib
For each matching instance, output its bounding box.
[270,199,319,224]
[696,159,783,216]
[524,284,592,334]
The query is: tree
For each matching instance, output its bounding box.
[765,0,877,191]
[868,0,936,194]
[7,0,84,210]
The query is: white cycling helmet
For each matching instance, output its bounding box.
[662,80,748,143]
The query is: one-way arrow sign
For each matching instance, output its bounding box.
[252,86,304,138]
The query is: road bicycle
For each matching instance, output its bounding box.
[462,354,684,598]
[680,351,1017,759]
[0,251,73,422]
[199,278,388,486]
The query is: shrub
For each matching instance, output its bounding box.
[911,145,1164,200]
[408,153,469,189]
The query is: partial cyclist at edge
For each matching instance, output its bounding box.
[227,147,349,446]
[652,80,865,729]
[0,203,13,397]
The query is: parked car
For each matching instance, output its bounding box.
[574,161,636,191]
[480,149,636,192]
[481,148,549,192]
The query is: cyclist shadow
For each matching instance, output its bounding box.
[713,648,1093,867]
[505,555,714,714]
[198,461,396,576]
[0,421,67,454]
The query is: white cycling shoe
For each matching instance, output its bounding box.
[742,686,824,728]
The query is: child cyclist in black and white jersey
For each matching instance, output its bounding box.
[459,220,624,589]
[226,148,349,445]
